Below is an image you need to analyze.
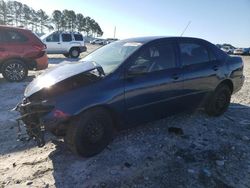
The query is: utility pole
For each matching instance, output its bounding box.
[114,26,116,38]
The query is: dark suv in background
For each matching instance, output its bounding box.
[17,37,244,157]
[0,25,48,82]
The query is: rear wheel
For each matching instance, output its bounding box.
[65,108,114,157]
[69,48,80,58]
[205,84,231,116]
[1,59,28,82]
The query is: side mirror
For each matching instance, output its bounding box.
[127,65,147,75]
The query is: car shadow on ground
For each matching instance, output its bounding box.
[47,103,250,187]
[0,75,35,84]
[48,57,81,65]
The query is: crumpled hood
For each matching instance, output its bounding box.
[25,61,99,97]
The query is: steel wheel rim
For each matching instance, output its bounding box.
[85,119,104,143]
[5,63,25,81]
[72,50,79,57]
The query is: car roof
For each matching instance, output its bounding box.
[121,36,208,44]
[0,25,30,31]
[55,31,82,34]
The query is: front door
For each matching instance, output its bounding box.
[44,32,61,53]
[124,39,184,125]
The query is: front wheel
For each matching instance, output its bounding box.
[205,85,231,116]
[2,59,28,82]
[65,108,114,157]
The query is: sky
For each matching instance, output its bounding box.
[16,0,250,47]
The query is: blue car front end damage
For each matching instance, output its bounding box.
[15,61,105,146]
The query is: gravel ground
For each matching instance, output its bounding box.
[0,46,249,188]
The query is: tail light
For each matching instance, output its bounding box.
[30,44,46,58]
[32,44,46,51]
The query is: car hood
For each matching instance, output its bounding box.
[24,61,101,97]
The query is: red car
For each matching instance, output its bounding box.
[0,25,48,82]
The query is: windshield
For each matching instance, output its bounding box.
[81,40,143,74]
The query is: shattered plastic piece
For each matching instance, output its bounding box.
[124,162,132,168]
[202,168,212,177]
[239,120,250,125]
[216,160,225,166]
[188,169,195,173]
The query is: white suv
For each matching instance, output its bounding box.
[41,32,87,58]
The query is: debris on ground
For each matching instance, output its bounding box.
[168,127,184,135]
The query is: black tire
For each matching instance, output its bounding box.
[1,59,28,82]
[205,84,231,116]
[63,53,70,58]
[65,108,114,157]
[69,48,80,58]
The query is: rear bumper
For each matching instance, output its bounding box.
[233,75,245,94]
[35,53,48,70]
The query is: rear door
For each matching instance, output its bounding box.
[0,29,8,59]
[0,29,27,59]
[177,38,221,108]
[124,39,184,125]
[61,33,73,53]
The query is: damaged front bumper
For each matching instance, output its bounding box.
[15,99,55,147]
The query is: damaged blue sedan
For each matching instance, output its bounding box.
[16,37,244,157]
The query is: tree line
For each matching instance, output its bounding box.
[0,0,103,36]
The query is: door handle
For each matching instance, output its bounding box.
[172,74,179,80]
[213,65,219,71]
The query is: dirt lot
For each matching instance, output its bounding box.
[0,45,249,188]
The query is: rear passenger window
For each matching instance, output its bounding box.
[4,30,28,42]
[74,34,83,41]
[62,34,72,42]
[209,49,217,61]
[180,43,209,65]
[130,42,176,73]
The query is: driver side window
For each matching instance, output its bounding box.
[46,33,60,42]
[129,42,176,74]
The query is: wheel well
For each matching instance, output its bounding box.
[70,47,80,52]
[0,58,27,72]
[75,105,121,131]
[218,79,234,93]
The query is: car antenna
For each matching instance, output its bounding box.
[180,21,192,37]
